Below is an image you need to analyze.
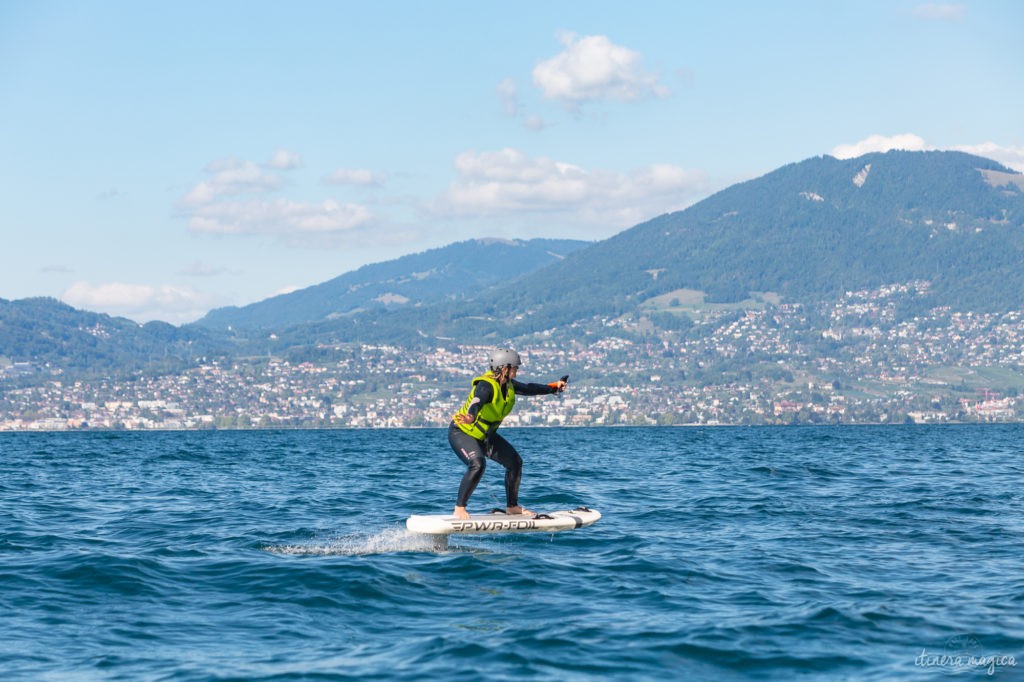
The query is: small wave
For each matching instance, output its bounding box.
[264,528,450,556]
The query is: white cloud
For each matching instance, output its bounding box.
[523,115,549,131]
[62,281,214,324]
[831,134,1024,172]
[187,198,373,236]
[178,154,377,247]
[180,160,285,207]
[446,149,589,210]
[831,133,929,159]
[951,142,1024,173]
[203,157,244,172]
[267,149,303,169]
[434,148,707,236]
[912,3,966,20]
[180,182,219,207]
[533,32,669,107]
[325,168,383,186]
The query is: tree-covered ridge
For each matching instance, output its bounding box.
[194,237,590,331]
[3,151,1024,379]
[494,150,1024,331]
[0,297,226,377]
[313,151,1024,345]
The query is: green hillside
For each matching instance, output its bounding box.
[194,238,589,331]
[497,150,1024,331]
[281,150,1024,346]
[0,297,226,378]
[4,151,1023,374]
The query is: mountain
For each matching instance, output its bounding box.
[238,150,1024,347]
[4,150,1024,375]
[0,297,224,377]
[0,239,588,378]
[194,238,590,331]
[492,150,1024,330]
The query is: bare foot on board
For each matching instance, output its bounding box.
[453,506,471,520]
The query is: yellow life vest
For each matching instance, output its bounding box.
[454,372,516,440]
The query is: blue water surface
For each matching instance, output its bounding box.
[2,426,1023,680]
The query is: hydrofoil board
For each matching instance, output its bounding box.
[406,506,600,536]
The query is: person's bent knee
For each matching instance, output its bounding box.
[466,454,486,476]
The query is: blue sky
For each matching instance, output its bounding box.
[2,1,1022,324]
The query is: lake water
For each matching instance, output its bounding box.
[2,426,1023,680]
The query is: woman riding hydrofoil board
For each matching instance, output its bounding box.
[448,348,567,520]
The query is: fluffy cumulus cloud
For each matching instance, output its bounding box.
[62,281,214,324]
[325,168,383,186]
[449,149,590,208]
[831,134,1024,172]
[533,32,669,107]
[179,159,285,207]
[831,133,929,159]
[178,153,375,243]
[951,142,1024,173]
[188,199,372,236]
[267,149,303,169]
[435,148,707,236]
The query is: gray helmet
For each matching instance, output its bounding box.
[489,348,522,371]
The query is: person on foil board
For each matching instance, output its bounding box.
[448,348,568,520]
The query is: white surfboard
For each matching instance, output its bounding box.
[406,506,601,536]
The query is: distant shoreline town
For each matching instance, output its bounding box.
[3,281,1023,431]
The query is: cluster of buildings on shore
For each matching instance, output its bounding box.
[3,281,1023,431]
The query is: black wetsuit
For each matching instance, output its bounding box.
[448,378,559,509]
